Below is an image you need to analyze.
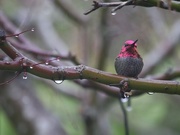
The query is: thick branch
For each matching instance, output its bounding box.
[0,61,180,95]
[0,40,180,95]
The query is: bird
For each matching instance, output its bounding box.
[114,39,143,98]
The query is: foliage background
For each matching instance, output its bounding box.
[0,0,180,135]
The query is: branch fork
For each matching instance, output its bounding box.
[84,0,180,15]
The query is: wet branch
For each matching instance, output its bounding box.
[84,0,180,15]
[0,11,80,65]
[0,40,180,95]
[9,39,80,65]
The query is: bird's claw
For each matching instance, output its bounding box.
[124,91,132,96]
[120,79,129,91]
[110,78,131,98]
[119,78,131,98]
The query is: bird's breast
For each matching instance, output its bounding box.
[114,57,143,77]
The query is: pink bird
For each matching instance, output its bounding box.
[114,39,143,98]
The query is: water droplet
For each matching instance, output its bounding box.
[23,71,27,79]
[5,61,10,65]
[54,80,63,84]
[30,66,33,69]
[111,11,116,16]
[23,76,27,80]
[124,93,129,98]
[148,92,154,95]
[126,106,132,112]
[31,28,35,31]
[121,98,128,103]
[45,62,49,65]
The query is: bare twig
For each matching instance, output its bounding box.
[0,11,80,65]
[84,1,102,15]
[9,39,80,65]
[119,98,129,135]
[0,68,23,86]
[111,0,134,13]
[84,0,180,15]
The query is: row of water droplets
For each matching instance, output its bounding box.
[13,28,35,38]
[6,27,63,83]
[121,91,154,112]
[23,57,61,83]
[5,27,35,77]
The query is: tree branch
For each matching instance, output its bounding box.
[9,39,80,65]
[0,38,180,95]
[0,40,180,95]
[0,11,80,65]
[84,0,180,15]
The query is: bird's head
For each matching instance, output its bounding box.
[118,39,141,58]
[122,39,138,51]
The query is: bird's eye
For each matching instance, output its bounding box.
[124,44,128,47]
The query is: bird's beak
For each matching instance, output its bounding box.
[131,39,138,47]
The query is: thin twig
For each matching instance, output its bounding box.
[9,39,80,65]
[0,69,23,86]
[0,11,80,65]
[119,95,129,135]
[111,0,133,13]
[84,0,180,15]
[84,1,102,15]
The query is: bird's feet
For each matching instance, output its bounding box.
[110,78,132,98]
